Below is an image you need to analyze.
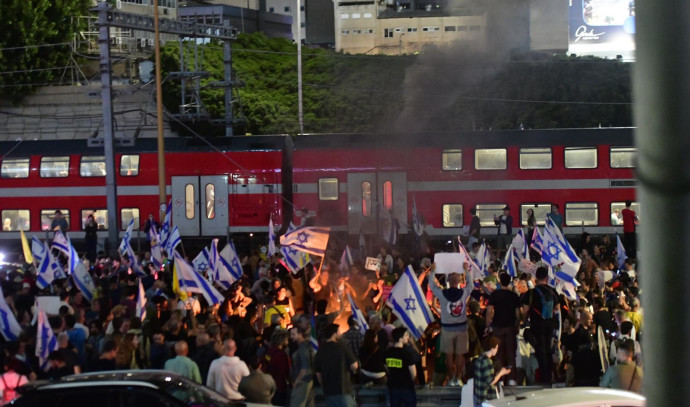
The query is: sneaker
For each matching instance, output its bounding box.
[448,378,461,387]
[507,379,518,386]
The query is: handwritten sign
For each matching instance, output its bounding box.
[433,252,466,275]
[365,257,381,272]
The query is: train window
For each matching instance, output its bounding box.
[565,202,599,226]
[185,184,195,219]
[442,149,462,170]
[442,204,463,227]
[82,209,108,230]
[1,158,30,178]
[1,210,30,231]
[475,149,507,170]
[41,209,70,231]
[80,156,106,177]
[205,184,215,219]
[611,202,640,225]
[40,156,70,178]
[610,147,636,168]
[362,182,372,217]
[120,155,140,176]
[564,147,597,169]
[519,148,552,169]
[382,181,393,210]
[520,204,551,226]
[318,178,339,200]
[475,204,506,227]
[121,208,140,230]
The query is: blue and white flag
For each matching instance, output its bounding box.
[160,200,172,251]
[348,293,369,335]
[616,235,627,270]
[125,244,146,277]
[339,245,354,274]
[149,225,163,269]
[173,251,224,305]
[386,265,434,339]
[136,278,147,322]
[36,240,65,289]
[210,239,237,290]
[531,227,544,255]
[51,230,71,257]
[32,236,47,264]
[73,261,97,303]
[279,223,310,274]
[193,246,211,272]
[280,226,330,257]
[119,218,135,254]
[36,310,58,370]
[165,226,182,255]
[220,242,244,281]
[412,196,423,237]
[268,219,277,256]
[503,245,518,277]
[380,208,397,246]
[476,242,492,277]
[458,238,483,282]
[512,229,530,260]
[542,217,581,286]
[0,288,22,341]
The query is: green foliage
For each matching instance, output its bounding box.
[0,0,92,104]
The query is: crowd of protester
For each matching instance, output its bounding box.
[0,225,642,407]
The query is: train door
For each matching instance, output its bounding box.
[347,172,407,235]
[171,176,229,236]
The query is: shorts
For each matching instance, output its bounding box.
[440,329,469,355]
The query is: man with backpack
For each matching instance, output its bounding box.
[0,358,29,405]
[521,266,559,385]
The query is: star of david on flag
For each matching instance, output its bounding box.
[386,265,433,339]
[280,226,330,257]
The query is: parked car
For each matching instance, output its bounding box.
[482,387,645,407]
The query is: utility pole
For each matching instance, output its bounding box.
[153,0,167,222]
[296,0,304,134]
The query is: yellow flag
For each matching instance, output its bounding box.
[172,263,187,300]
[20,230,34,264]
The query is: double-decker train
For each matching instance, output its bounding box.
[0,128,636,253]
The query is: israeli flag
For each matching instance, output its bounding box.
[32,236,47,263]
[280,226,330,257]
[512,229,530,260]
[119,218,135,254]
[36,310,58,371]
[503,245,518,277]
[173,251,224,305]
[531,227,544,255]
[386,265,434,339]
[348,293,369,335]
[542,217,581,286]
[380,208,397,246]
[220,242,244,281]
[268,219,277,256]
[136,278,147,322]
[165,226,182,255]
[51,230,71,257]
[616,235,627,270]
[160,200,172,251]
[36,240,65,289]
[149,225,163,269]
[458,238,483,282]
[125,243,147,277]
[210,239,237,290]
[476,242,492,276]
[0,288,22,341]
[73,261,97,303]
[193,246,211,272]
[339,245,354,274]
[412,196,423,237]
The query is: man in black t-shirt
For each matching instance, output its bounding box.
[384,327,417,407]
[485,272,521,383]
[314,324,358,407]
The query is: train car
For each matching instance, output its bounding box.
[291,128,636,244]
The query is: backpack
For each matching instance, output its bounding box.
[531,286,554,319]
[1,374,21,403]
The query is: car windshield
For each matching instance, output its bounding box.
[159,376,229,407]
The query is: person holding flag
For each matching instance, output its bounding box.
[428,261,472,386]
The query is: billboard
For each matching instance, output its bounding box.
[568,0,636,60]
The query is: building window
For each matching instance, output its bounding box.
[185,183,195,219]
[442,149,462,170]
[611,202,640,225]
[82,209,108,230]
[301,5,305,11]
[384,28,394,38]
[284,6,290,12]
[610,147,636,168]
[341,29,350,35]
[445,26,456,32]
[40,156,69,178]
[301,22,306,27]
[475,204,506,227]
[120,154,140,176]
[519,148,552,169]
[41,209,69,231]
[341,13,349,18]
[352,29,362,34]
[352,13,361,18]
[469,25,481,31]
[362,182,372,217]
[1,158,30,178]
[363,12,372,18]
[269,7,274,12]
[80,156,106,177]
[423,27,439,32]
[121,208,140,230]
[365,28,373,33]
[442,204,464,227]
[475,149,507,170]
[319,178,339,200]
[565,147,597,169]
[1,209,30,231]
[407,27,417,32]
[457,25,468,31]
[382,181,393,210]
[565,202,599,226]
[520,203,551,226]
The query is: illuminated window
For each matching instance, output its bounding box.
[565,202,599,226]
[565,147,597,169]
[475,149,507,170]
[319,178,339,200]
[80,156,106,177]
[185,184,195,219]
[610,147,636,168]
[1,158,30,178]
[41,209,70,231]
[82,209,108,230]
[475,204,506,227]
[40,157,69,178]
[120,155,140,176]
[442,149,462,170]
[442,204,463,227]
[611,201,640,226]
[362,182,372,217]
[121,208,140,230]
[382,181,393,210]
[205,184,215,219]
[519,148,552,169]
[520,203,551,226]
[1,210,30,231]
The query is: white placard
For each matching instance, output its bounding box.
[433,252,466,275]
[35,296,62,315]
[364,257,381,272]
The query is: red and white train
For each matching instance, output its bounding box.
[0,128,636,252]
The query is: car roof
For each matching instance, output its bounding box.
[20,370,189,392]
[485,387,646,407]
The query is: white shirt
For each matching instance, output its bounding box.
[206,355,250,400]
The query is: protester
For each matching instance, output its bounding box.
[472,336,511,407]
[600,338,643,392]
[314,324,358,407]
[383,327,417,407]
[164,341,202,383]
[206,339,249,401]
